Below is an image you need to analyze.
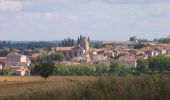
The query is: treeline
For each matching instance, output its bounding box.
[0,41,59,49]
[30,55,170,79]
[31,53,65,63]
[137,55,170,74]
[59,38,75,47]
[154,38,170,43]
[30,60,132,79]
[92,43,115,49]
[30,64,108,79]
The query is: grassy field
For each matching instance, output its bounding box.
[0,76,97,99]
[1,75,170,100]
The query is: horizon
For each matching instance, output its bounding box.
[1,0,170,41]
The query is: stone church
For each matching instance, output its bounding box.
[55,36,90,60]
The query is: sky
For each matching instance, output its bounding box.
[0,0,170,41]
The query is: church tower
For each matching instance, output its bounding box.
[79,36,89,51]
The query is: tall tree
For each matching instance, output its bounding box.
[136,58,148,73]
[32,61,55,80]
[110,61,132,76]
[109,61,123,75]
[77,37,80,46]
[51,53,65,62]
[148,56,170,72]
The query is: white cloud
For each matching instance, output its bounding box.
[0,0,30,12]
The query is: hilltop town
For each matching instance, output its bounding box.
[0,35,170,76]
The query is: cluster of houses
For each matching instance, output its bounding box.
[0,52,31,76]
[1,36,170,76]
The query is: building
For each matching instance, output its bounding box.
[5,52,31,76]
[10,66,29,76]
[55,46,85,60]
[80,36,90,51]
[55,36,89,60]
[0,64,2,70]
[0,57,6,67]
[6,52,27,66]
[118,55,137,68]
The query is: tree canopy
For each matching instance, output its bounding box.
[110,61,132,76]
[148,56,170,72]
[50,53,65,62]
[136,58,149,74]
[31,61,55,80]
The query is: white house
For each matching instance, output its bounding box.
[5,52,31,67]
[5,52,31,76]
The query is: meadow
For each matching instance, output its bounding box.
[1,74,170,100]
[0,76,97,99]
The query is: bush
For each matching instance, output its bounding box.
[53,64,94,76]
[0,68,12,76]
[95,64,108,76]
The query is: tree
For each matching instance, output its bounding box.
[134,44,146,49]
[109,61,123,75]
[32,61,55,80]
[148,56,170,72]
[109,61,133,76]
[53,64,94,76]
[33,54,51,62]
[0,44,3,49]
[77,37,80,46]
[136,58,148,73]
[0,50,8,57]
[50,53,65,62]
[0,68,11,76]
[95,64,108,75]
[117,67,132,77]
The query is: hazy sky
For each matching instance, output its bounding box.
[0,0,170,41]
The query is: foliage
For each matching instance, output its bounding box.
[50,53,65,62]
[95,64,108,75]
[0,68,11,76]
[32,54,51,63]
[0,44,3,49]
[53,64,94,76]
[138,39,149,43]
[136,58,149,73]
[154,38,170,43]
[32,53,65,63]
[93,43,115,49]
[31,61,55,80]
[134,43,146,49]
[0,50,8,57]
[60,38,74,47]
[110,61,132,76]
[148,56,170,72]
